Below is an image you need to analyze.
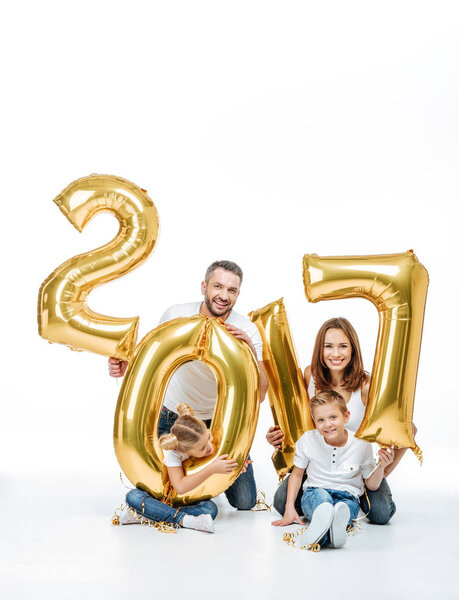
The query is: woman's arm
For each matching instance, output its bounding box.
[167,454,238,495]
[304,365,312,388]
[383,423,417,476]
[271,466,304,526]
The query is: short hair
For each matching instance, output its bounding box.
[311,317,367,392]
[310,390,348,417]
[205,260,243,283]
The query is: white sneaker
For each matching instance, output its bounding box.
[300,503,334,548]
[119,508,150,525]
[182,513,215,533]
[330,502,350,548]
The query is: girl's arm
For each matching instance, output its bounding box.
[365,448,394,491]
[166,454,238,495]
[271,466,304,526]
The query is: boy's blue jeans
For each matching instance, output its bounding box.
[157,406,257,510]
[274,472,396,525]
[301,487,360,547]
[126,488,218,525]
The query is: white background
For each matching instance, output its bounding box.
[1,2,458,598]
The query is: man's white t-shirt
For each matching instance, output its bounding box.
[294,429,376,498]
[160,302,263,420]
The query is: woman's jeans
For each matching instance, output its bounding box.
[157,406,257,510]
[301,487,360,547]
[126,488,218,525]
[273,472,396,525]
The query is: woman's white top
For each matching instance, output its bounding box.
[308,376,366,432]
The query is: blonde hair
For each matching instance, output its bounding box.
[310,390,348,418]
[159,403,208,454]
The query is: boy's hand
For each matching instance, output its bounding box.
[108,357,128,378]
[377,447,394,468]
[266,426,284,449]
[271,508,303,527]
[211,454,238,475]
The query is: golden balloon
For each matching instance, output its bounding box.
[303,251,428,458]
[113,315,260,506]
[37,174,159,360]
[250,299,314,478]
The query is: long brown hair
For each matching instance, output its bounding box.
[159,403,208,454]
[311,317,367,392]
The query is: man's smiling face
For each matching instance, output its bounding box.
[201,267,241,319]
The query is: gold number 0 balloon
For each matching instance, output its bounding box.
[113,315,260,506]
[250,298,314,478]
[303,251,429,459]
[38,174,159,360]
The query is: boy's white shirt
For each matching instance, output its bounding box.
[294,429,376,498]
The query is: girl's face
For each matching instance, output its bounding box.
[190,431,214,458]
[322,328,352,373]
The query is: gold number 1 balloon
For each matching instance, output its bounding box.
[37,174,159,360]
[250,298,314,478]
[113,315,260,506]
[303,251,429,459]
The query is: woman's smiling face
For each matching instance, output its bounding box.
[322,328,353,373]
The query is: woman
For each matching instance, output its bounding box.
[267,317,413,524]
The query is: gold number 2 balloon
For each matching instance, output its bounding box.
[250,298,314,478]
[113,315,260,505]
[303,251,429,459]
[37,174,159,360]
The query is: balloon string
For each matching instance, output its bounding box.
[111,502,178,533]
[251,490,271,511]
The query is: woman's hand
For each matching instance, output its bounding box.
[211,454,239,475]
[266,426,284,449]
[272,508,303,527]
[108,357,128,377]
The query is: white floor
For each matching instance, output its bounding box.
[2,456,458,600]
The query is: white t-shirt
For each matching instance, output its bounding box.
[163,449,188,467]
[160,302,263,420]
[294,429,376,498]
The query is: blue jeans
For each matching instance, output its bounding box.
[158,406,257,510]
[273,472,396,524]
[126,488,218,525]
[301,487,360,548]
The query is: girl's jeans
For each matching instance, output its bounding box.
[126,488,218,525]
[301,487,360,547]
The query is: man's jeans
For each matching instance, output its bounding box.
[273,472,396,525]
[126,488,218,525]
[301,487,360,547]
[157,406,257,510]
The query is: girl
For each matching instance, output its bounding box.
[119,402,238,533]
[267,317,411,525]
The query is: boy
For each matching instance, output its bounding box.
[272,390,394,549]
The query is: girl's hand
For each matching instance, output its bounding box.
[266,426,284,449]
[211,454,239,475]
[241,459,253,474]
[377,447,394,468]
[272,509,303,527]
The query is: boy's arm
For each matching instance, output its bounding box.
[365,448,394,491]
[271,466,305,526]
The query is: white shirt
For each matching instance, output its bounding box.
[163,449,188,467]
[160,302,263,419]
[294,429,376,498]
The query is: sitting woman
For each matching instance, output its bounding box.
[267,317,415,524]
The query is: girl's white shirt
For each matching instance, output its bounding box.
[163,449,188,467]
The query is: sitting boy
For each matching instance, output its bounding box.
[272,390,394,549]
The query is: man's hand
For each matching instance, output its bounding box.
[223,323,255,351]
[108,357,128,378]
[266,426,284,449]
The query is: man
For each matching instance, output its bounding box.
[109,260,268,509]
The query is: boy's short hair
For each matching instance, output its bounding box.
[310,390,348,417]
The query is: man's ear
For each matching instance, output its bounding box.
[201,280,207,295]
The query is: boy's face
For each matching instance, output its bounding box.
[312,402,350,445]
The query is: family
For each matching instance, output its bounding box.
[109,260,414,549]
